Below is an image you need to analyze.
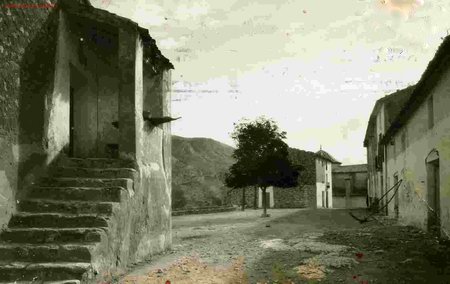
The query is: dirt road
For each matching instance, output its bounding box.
[120,208,450,283]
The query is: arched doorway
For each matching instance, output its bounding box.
[426,149,440,236]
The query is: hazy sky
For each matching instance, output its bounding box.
[92,0,449,164]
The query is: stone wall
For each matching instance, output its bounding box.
[273,185,316,208]
[228,185,316,209]
[0,1,59,230]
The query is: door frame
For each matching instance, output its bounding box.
[426,149,440,236]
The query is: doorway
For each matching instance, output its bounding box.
[69,45,119,158]
[426,150,440,236]
[69,64,97,158]
[345,178,352,209]
[393,174,399,218]
[265,192,270,208]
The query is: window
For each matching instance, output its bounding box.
[428,95,434,129]
[401,131,406,152]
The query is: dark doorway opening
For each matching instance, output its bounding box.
[427,156,440,236]
[265,192,270,208]
[69,86,74,157]
[394,174,399,219]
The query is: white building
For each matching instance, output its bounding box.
[380,36,450,238]
[315,149,341,208]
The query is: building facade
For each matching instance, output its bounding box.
[315,149,341,208]
[364,86,414,212]
[0,0,173,281]
[380,37,450,238]
[332,164,368,209]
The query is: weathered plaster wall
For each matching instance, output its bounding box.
[333,171,368,207]
[130,39,172,263]
[0,1,58,230]
[366,104,387,207]
[93,34,172,277]
[333,172,367,197]
[386,60,450,237]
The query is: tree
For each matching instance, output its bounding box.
[224,117,299,217]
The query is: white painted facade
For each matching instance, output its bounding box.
[316,158,333,208]
[384,62,450,238]
[258,186,275,208]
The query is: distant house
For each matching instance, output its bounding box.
[229,148,341,209]
[378,36,450,238]
[332,164,368,209]
[363,86,414,212]
[315,149,341,208]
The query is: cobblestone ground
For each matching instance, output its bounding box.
[119,209,450,284]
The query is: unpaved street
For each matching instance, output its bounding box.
[121,209,450,283]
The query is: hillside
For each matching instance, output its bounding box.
[171,135,235,209]
[171,135,318,209]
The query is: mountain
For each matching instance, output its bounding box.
[171,135,235,209]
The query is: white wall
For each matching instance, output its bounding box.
[316,159,333,208]
[258,186,274,208]
[385,62,450,238]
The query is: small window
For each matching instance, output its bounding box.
[401,131,406,152]
[428,95,434,129]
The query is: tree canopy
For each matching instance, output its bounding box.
[225,117,299,215]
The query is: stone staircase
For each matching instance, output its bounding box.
[0,158,137,283]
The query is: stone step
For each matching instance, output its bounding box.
[18,200,114,215]
[54,167,136,179]
[9,213,109,229]
[0,262,91,282]
[0,244,93,263]
[27,186,125,202]
[0,228,104,244]
[39,177,133,190]
[60,158,136,169]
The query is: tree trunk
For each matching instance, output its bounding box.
[253,186,258,209]
[261,187,268,217]
[241,187,246,211]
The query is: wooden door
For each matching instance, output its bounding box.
[427,159,440,236]
[345,178,351,209]
[70,64,98,158]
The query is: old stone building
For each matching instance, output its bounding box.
[0,0,173,282]
[332,164,368,209]
[364,85,414,212]
[379,36,450,238]
[315,149,341,208]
